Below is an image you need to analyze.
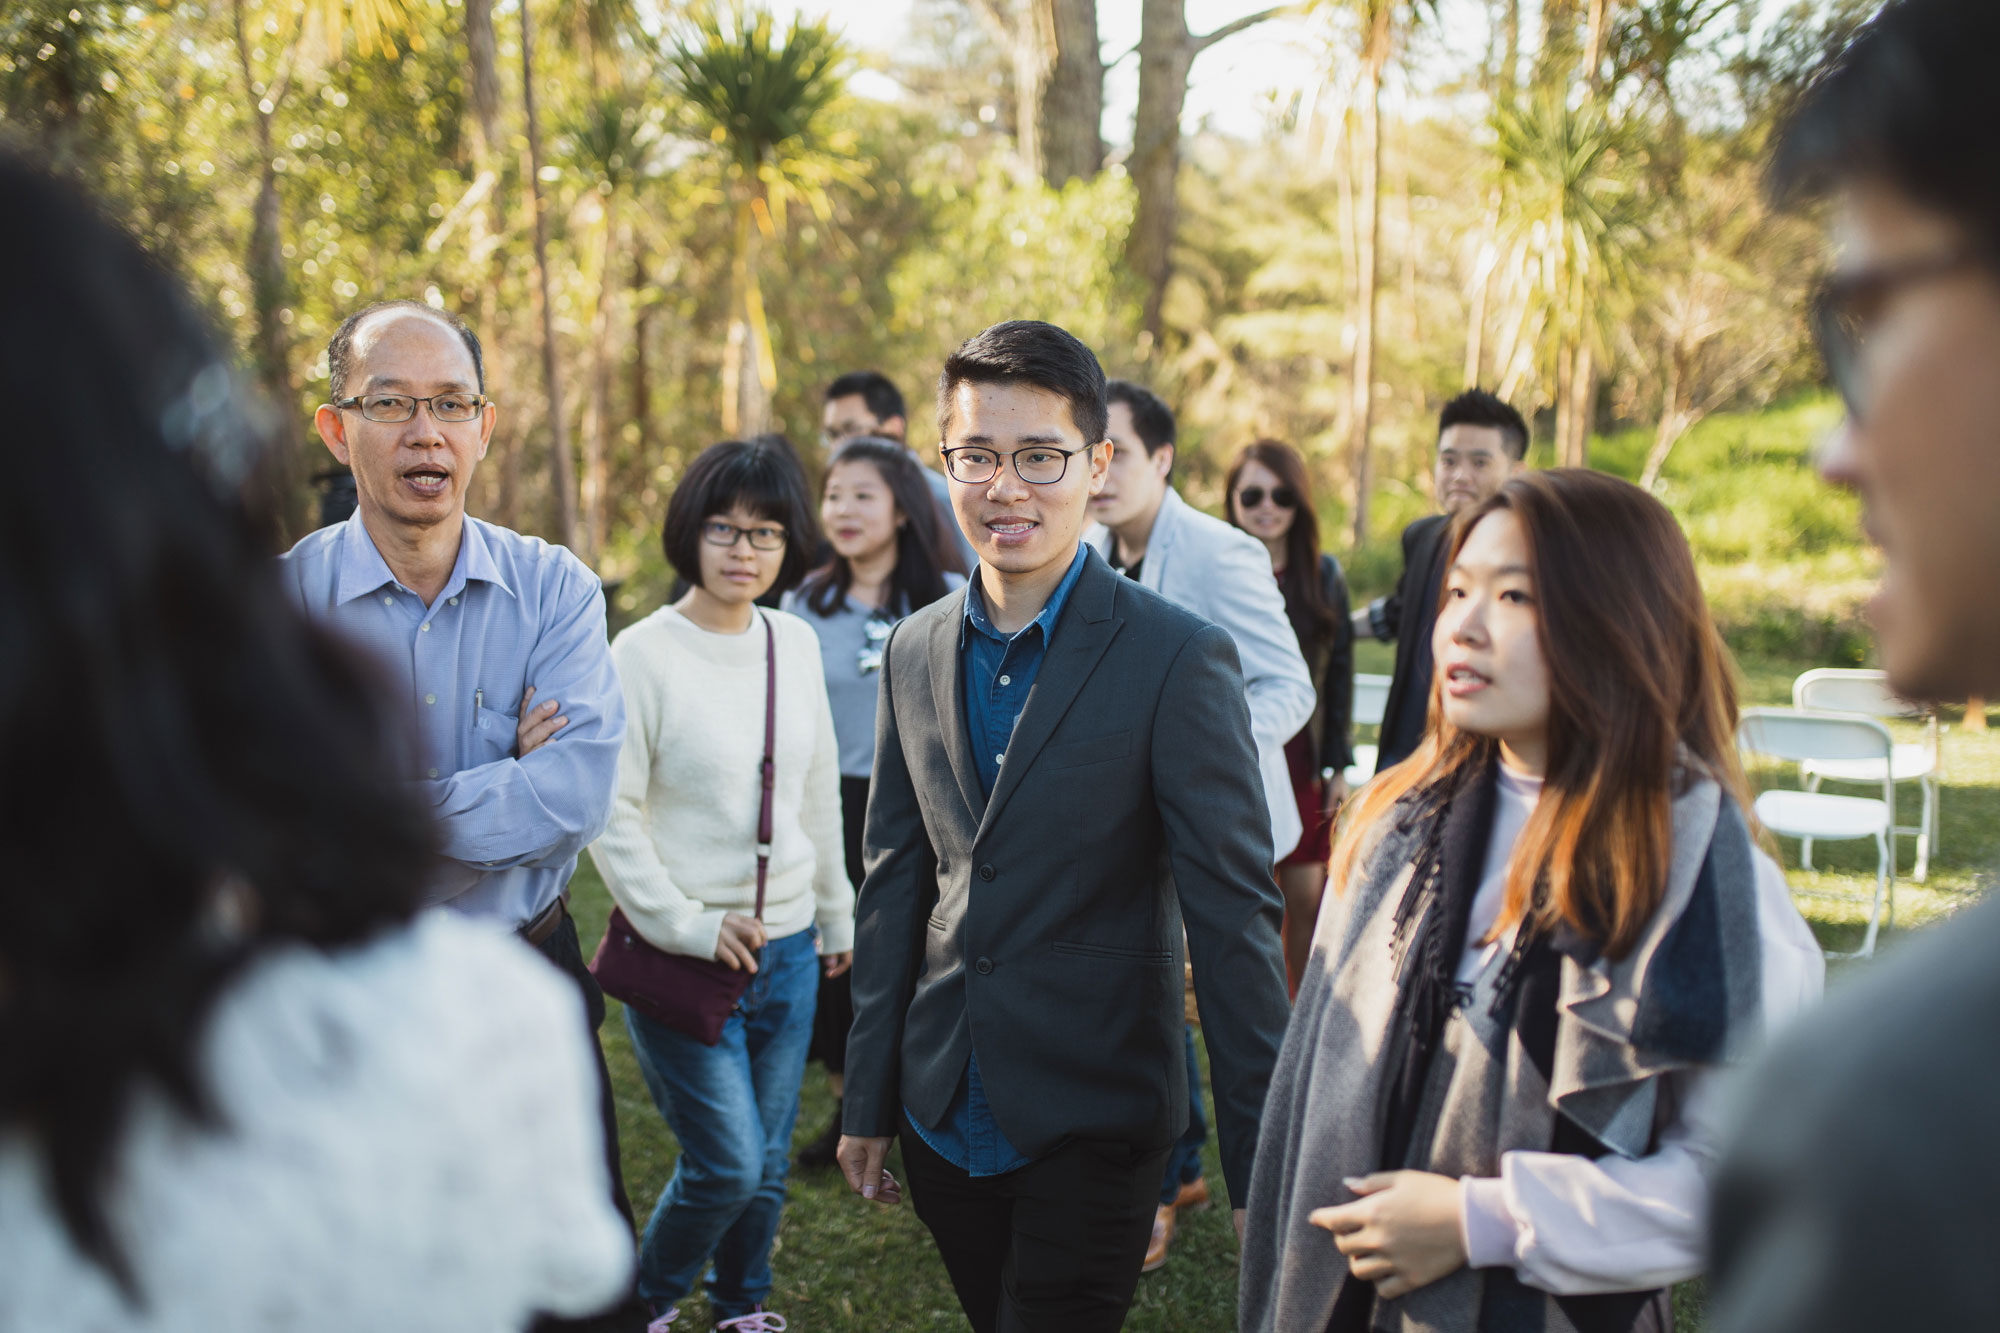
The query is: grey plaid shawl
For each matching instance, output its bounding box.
[1240,768,1764,1333]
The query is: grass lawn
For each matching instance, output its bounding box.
[567,641,1995,1331]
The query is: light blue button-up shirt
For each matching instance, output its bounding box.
[279,509,625,926]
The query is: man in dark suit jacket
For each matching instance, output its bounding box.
[1358,389,1527,770]
[1708,3,2000,1328]
[836,320,1291,1332]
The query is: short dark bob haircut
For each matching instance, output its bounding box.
[662,436,820,596]
[1771,0,2000,266]
[936,319,1109,448]
[1438,387,1530,461]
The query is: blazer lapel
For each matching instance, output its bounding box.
[927,599,987,823]
[977,554,1124,838]
[1138,489,1183,593]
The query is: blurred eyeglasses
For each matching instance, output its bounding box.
[334,392,489,423]
[857,614,895,675]
[1810,249,1980,420]
[702,520,787,551]
[1235,485,1298,510]
[943,445,1084,486]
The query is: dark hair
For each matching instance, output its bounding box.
[936,319,1109,448]
[1334,471,1747,961]
[1225,440,1336,650]
[825,370,907,427]
[1438,388,1529,460]
[798,437,955,617]
[0,157,431,1296]
[1771,0,2000,264]
[662,436,820,597]
[1105,379,1176,454]
[326,299,486,401]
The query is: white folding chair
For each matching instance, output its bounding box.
[1344,672,1392,788]
[1792,667,1941,881]
[1739,707,1895,959]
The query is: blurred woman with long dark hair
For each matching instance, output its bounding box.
[1226,440,1354,990]
[1240,470,1823,1333]
[780,436,964,1169]
[0,158,632,1331]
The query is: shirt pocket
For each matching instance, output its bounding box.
[470,703,519,763]
[1043,730,1133,771]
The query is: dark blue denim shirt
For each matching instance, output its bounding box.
[902,544,1089,1176]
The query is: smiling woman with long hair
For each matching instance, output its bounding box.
[1239,470,1824,1333]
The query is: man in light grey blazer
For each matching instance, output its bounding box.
[1084,380,1315,861]
[836,321,1291,1333]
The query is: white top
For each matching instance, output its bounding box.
[1086,489,1316,858]
[0,914,634,1332]
[1455,764,1826,1294]
[590,606,855,961]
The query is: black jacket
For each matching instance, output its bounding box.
[1375,514,1452,770]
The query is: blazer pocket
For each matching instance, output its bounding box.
[1043,730,1133,771]
[1052,940,1172,966]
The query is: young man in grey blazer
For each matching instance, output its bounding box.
[835,321,1292,1332]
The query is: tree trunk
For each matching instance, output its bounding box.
[1501,0,1520,99]
[1347,10,1390,550]
[1129,0,1190,344]
[1583,0,1610,90]
[230,0,304,539]
[581,194,620,564]
[465,0,512,525]
[1566,339,1594,466]
[1029,0,1103,186]
[520,0,579,548]
[1640,342,1687,489]
[629,245,654,470]
[724,190,774,439]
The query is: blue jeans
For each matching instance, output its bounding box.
[624,926,819,1319]
[1158,1023,1207,1207]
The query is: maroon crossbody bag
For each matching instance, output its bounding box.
[590,612,777,1045]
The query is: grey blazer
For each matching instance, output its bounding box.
[842,549,1292,1200]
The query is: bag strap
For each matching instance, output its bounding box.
[754,611,777,920]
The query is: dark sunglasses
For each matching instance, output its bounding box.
[1235,485,1298,510]
[1810,248,1981,420]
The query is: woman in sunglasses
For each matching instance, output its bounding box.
[779,436,964,1171]
[1239,470,1823,1333]
[591,439,856,1332]
[1225,441,1354,992]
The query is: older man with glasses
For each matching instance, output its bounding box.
[278,299,645,1333]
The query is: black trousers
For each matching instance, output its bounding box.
[529,908,649,1333]
[899,1116,1171,1333]
[807,774,870,1073]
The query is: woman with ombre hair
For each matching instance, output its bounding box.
[1239,470,1824,1333]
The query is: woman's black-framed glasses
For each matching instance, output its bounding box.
[942,444,1085,486]
[1236,485,1298,510]
[702,519,787,551]
[334,392,490,423]
[1810,249,1981,420]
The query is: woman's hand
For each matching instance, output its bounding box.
[822,950,853,978]
[1321,772,1351,819]
[714,913,767,972]
[1309,1171,1467,1300]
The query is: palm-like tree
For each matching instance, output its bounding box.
[669,5,858,438]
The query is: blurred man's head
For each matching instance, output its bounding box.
[1090,380,1176,541]
[1435,389,1528,516]
[314,301,494,538]
[823,370,908,446]
[1775,0,2000,701]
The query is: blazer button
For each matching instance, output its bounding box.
[974,957,994,975]
[978,864,995,881]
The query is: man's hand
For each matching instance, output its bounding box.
[1309,1171,1466,1301]
[1234,1207,1247,1246]
[836,1135,902,1205]
[516,686,567,757]
[822,950,853,978]
[714,913,767,972]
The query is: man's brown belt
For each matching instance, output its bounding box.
[518,893,569,948]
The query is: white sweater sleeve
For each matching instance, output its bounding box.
[1459,853,1826,1294]
[589,629,727,960]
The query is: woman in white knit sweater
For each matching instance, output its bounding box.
[591,439,855,1333]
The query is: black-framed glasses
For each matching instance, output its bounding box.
[1236,485,1298,510]
[1811,249,1981,419]
[703,519,787,551]
[334,392,490,423]
[942,444,1085,486]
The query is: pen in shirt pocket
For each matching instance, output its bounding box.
[474,687,483,724]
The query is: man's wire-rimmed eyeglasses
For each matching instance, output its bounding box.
[942,444,1087,486]
[1810,249,1981,421]
[334,392,491,423]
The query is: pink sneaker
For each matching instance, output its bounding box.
[714,1308,787,1332]
[644,1311,679,1332]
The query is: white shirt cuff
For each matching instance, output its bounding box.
[1460,1175,1521,1269]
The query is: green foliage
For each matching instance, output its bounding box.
[669,4,853,199]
